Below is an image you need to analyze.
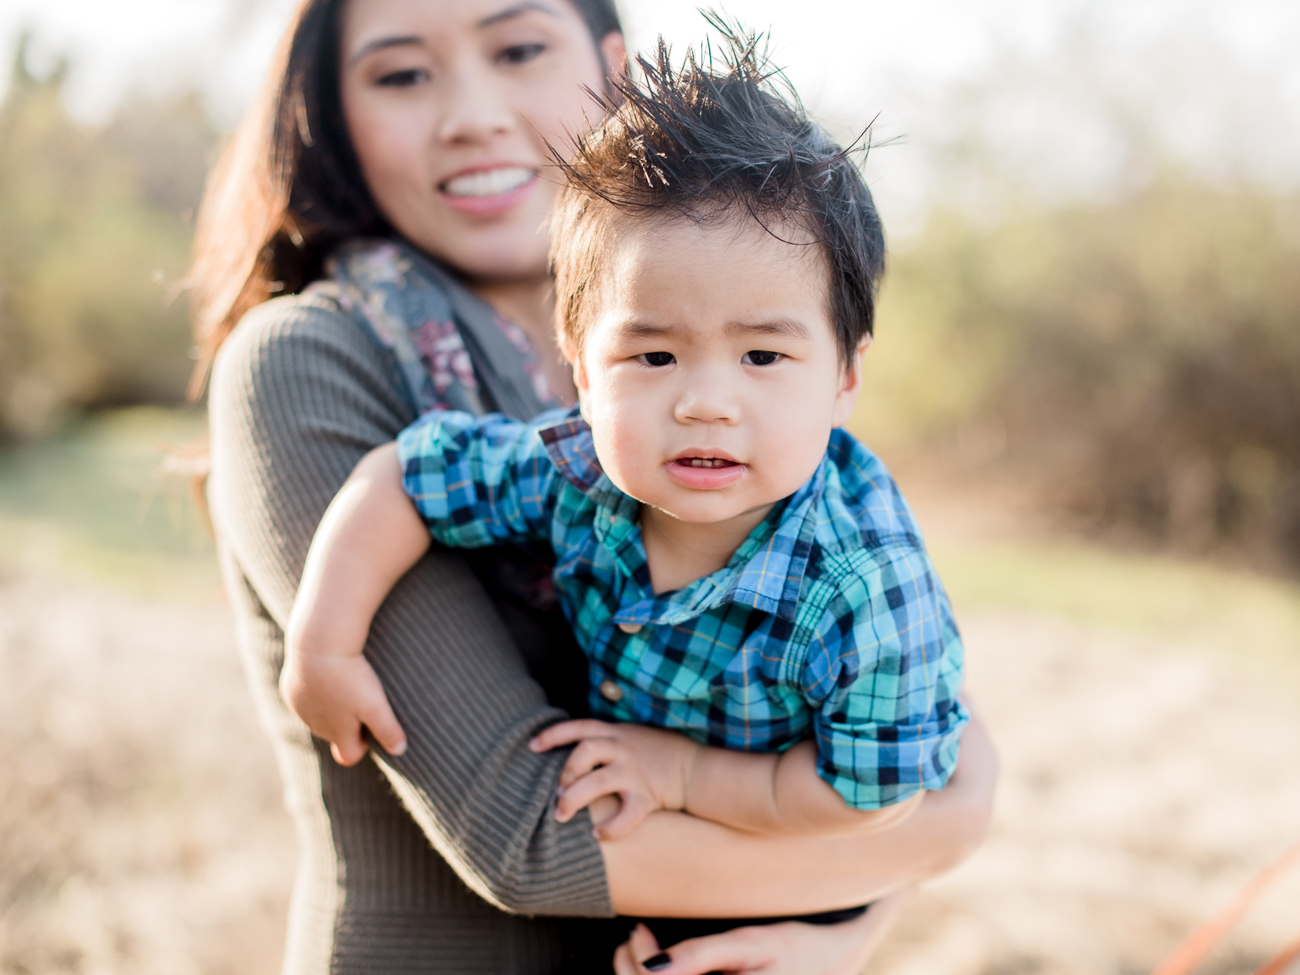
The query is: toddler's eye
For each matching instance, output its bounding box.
[499,43,546,65]
[636,351,675,367]
[742,350,783,366]
[377,68,430,88]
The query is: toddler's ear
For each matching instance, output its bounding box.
[564,345,593,422]
[566,343,590,391]
[832,338,873,427]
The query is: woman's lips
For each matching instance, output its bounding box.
[438,165,538,216]
[665,456,747,490]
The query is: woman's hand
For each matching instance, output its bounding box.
[612,893,910,975]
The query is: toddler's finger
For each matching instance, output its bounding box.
[529,718,613,752]
[359,694,408,758]
[555,764,628,822]
[560,737,621,788]
[329,731,369,767]
[593,793,651,841]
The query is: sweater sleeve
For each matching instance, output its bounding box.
[208,293,612,917]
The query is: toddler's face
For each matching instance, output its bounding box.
[571,214,866,529]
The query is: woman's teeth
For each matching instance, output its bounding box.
[683,458,734,468]
[442,167,534,198]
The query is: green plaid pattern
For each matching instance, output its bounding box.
[397,407,967,809]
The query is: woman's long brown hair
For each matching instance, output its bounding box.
[185,0,624,401]
[186,0,377,400]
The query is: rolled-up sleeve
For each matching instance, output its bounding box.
[801,543,968,809]
[396,409,565,549]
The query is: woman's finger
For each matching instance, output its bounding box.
[632,925,770,975]
[613,924,663,975]
[529,718,614,752]
[641,894,914,975]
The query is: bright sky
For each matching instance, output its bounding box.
[3,0,1298,226]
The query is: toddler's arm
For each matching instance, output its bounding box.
[283,408,565,764]
[684,739,923,834]
[282,442,429,765]
[531,720,922,839]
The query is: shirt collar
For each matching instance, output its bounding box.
[539,407,618,498]
[540,409,827,624]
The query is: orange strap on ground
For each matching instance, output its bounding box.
[1254,933,1300,975]
[1150,839,1300,975]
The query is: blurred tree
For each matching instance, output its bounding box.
[863,173,1300,567]
[0,36,217,439]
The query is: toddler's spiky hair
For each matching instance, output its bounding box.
[550,18,886,368]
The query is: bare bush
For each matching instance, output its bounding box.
[864,176,1300,568]
[0,571,290,974]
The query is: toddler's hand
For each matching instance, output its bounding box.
[279,649,407,766]
[529,720,701,840]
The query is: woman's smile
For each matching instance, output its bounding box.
[438,163,539,216]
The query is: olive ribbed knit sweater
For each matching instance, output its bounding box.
[208,292,614,974]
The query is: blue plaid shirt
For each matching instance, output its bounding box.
[397,407,967,809]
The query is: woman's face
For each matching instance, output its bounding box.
[339,0,623,283]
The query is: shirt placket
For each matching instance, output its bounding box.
[589,503,657,704]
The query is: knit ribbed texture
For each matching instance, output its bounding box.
[208,294,614,975]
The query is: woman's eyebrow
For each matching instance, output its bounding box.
[349,3,558,65]
[477,1,561,29]
[350,36,423,66]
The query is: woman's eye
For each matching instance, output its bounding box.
[742,350,783,366]
[498,43,546,65]
[636,351,675,367]
[376,68,430,88]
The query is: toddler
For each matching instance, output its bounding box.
[284,30,967,936]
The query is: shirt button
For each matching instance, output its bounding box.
[599,680,624,703]
[617,622,643,634]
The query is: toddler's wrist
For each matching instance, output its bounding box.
[679,740,712,813]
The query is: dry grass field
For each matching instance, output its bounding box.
[2,413,1299,974]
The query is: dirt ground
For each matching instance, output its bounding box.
[2,562,1298,974]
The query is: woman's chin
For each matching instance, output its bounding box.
[408,230,550,285]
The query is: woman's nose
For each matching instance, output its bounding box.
[437,65,516,144]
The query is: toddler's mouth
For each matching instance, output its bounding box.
[666,453,746,489]
[681,457,737,469]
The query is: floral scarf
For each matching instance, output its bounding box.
[307,238,564,614]
[311,238,558,420]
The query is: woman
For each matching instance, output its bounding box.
[191,0,998,972]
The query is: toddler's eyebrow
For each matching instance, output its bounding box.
[612,318,810,340]
[726,318,810,340]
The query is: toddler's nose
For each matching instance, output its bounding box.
[673,385,740,424]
